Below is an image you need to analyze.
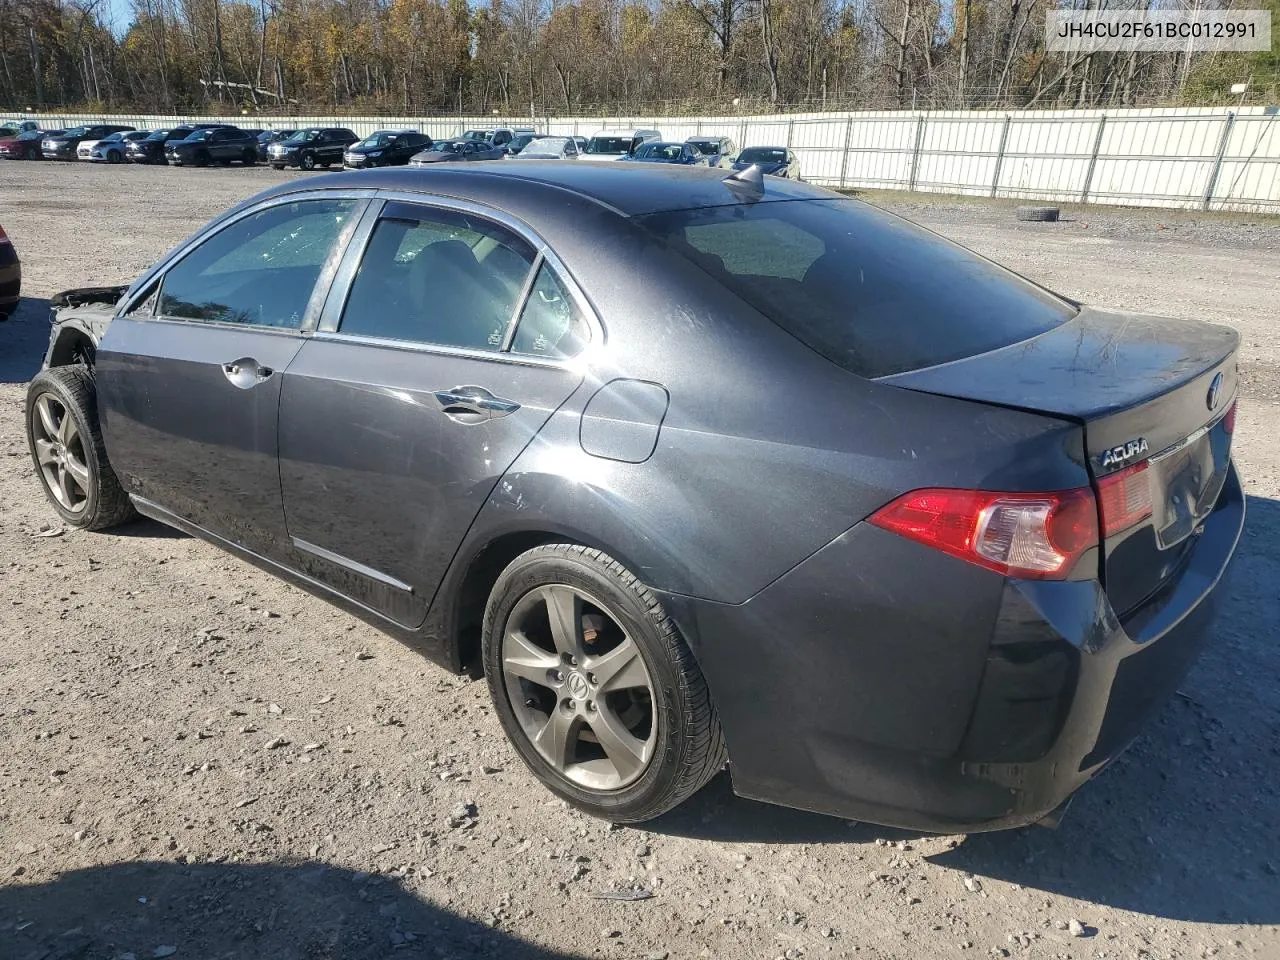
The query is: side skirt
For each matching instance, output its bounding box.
[129,495,457,670]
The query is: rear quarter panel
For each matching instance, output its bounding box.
[425,187,1092,606]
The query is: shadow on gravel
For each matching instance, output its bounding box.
[1,859,586,960]
[655,496,1280,927]
[0,297,51,383]
[110,517,190,539]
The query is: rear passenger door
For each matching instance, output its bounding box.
[322,131,351,165]
[277,197,595,627]
[208,128,234,161]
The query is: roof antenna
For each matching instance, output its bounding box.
[723,163,765,201]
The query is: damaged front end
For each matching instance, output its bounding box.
[45,284,129,368]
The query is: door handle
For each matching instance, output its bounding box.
[433,385,521,421]
[222,358,274,390]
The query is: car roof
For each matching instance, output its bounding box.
[252,162,831,218]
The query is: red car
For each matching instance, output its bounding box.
[0,128,60,160]
[0,223,20,321]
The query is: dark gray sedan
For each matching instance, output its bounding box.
[409,139,506,164]
[25,165,1243,830]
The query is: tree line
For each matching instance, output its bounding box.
[1,0,1276,117]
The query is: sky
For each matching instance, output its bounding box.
[102,0,134,38]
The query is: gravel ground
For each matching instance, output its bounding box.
[1,161,1279,960]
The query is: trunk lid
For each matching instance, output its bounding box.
[882,307,1239,613]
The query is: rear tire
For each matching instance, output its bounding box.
[482,543,726,823]
[107,149,121,164]
[25,365,136,531]
[1016,205,1060,222]
[242,148,256,165]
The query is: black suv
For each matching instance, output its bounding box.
[41,124,135,160]
[256,130,297,161]
[267,128,359,170]
[343,130,432,168]
[165,127,259,167]
[128,126,194,164]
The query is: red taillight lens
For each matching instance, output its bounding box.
[0,225,9,245]
[1222,400,1237,435]
[868,487,1098,579]
[1095,460,1153,538]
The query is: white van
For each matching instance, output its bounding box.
[579,128,662,162]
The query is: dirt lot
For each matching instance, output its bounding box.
[1,161,1278,960]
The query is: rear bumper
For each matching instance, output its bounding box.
[663,462,1244,832]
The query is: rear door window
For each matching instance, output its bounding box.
[637,198,1073,378]
[510,264,590,360]
[339,202,536,350]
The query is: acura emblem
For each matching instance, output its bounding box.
[1207,372,1224,410]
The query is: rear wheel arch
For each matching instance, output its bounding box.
[442,526,660,674]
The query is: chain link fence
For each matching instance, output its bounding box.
[7,106,1278,213]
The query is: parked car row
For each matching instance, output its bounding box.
[1,118,802,179]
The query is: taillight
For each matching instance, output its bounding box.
[1095,460,1153,538]
[868,487,1098,580]
[1222,400,1236,435]
[0,225,9,245]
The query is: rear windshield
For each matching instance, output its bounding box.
[636,143,683,160]
[739,147,787,163]
[586,136,631,154]
[637,198,1073,378]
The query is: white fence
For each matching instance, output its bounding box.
[9,106,1279,213]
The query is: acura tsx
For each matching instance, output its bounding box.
[25,163,1243,830]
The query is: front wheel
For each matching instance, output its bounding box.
[483,544,726,822]
[194,150,210,167]
[270,163,284,171]
[26,365,136,531]
[300,152,316,171]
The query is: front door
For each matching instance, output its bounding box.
[278,199,594,626]
[97,196,365,562]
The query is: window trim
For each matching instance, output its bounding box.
[315,191,602,367]
[115,190,376,333]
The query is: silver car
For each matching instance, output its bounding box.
[508,136,579,160]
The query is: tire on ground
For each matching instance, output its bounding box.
[25,364,136,531]
[482,543,727,822]
[1016,205,1060,222]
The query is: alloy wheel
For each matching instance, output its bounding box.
[501,585,657,791]
[30,394,90,514]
